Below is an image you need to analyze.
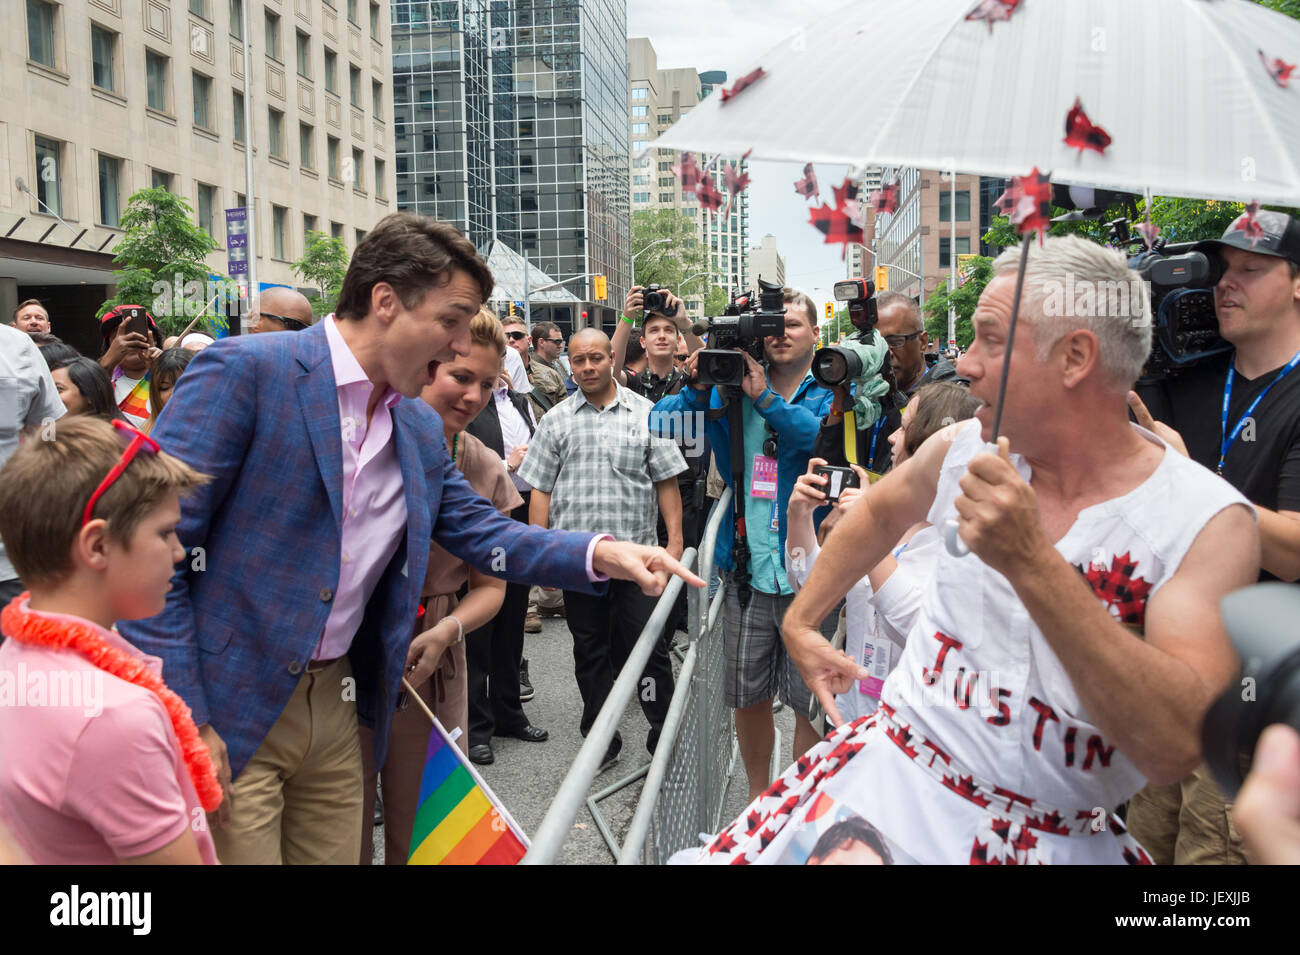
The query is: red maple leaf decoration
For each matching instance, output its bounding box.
[809,204,864,259]
[721,152,752,218]
[1123,845,1154,865]
[991,819,1012,841]
[970,839,991,864]
[1028,810,1070,835]
[707,829,738,854]
[1012,827,1039,853]
[765,777,789,799]
[965,0,1023,34]
[869,180,900,215]
[1237,200,1266,247]
[1259,49,1297,88]
[1077,551,1155,626]
[992,785,1035,812]
[669,151,701,192]
[993,168,1053,240]
[696,174,724,214]
[720,67,766,104]
[794,163,819,200]
[1064,98,1112,156]
[942,773,991,808]
[745,810,764,835]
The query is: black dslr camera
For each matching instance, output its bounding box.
[1112,220,1231,382]
[690,278,786,388]
[642,283,680,317]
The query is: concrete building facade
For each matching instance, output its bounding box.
[749,234,785,288]
[3,0,396,349]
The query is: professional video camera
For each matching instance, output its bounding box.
[642,283,680,317]
[689,278,787,387]
[811,278,905,412]
[1202,583,1300,798]
[1110,219,1232,382]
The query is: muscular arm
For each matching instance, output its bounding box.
[1257,507,1300,582]
[656,478,683,558]
[1011,504,1259,784]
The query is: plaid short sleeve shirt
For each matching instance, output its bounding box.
[517,382,687,545]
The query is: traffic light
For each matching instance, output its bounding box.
[508,301,515,317]
[824,302,834,322]
[593,275,607,301]
[874,266,889,292]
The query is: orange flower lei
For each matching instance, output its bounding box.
[1,596,223,812]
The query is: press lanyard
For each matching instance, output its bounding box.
[1219,348,1300,474]
[868,417,884,467]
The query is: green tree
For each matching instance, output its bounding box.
[703,284,728,316]
[630,209,708,293]
[923,256,993,350]
[292,230,350,316]
[98,187,231,337]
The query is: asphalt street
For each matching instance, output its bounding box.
[373,614,795,865]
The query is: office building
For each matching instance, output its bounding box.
[2,0,395,350]
[749,234,785,288]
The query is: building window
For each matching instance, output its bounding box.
[189,0,206,18]
[324,48,337,94]
[192,72,213,129]
[939,189,971,222]
[631,87,648,100]
[299,123,314,170]
[296,31,310,78]
[303,213,317,246]
[197,183,216,236]
[229,0,242,39]
[369,2,379,39]
[355,228,366,246]
[233,90,245,142]
[272,204,287,259]
[631,122,649,135]
[348,0,359,24]
[33,136,61,216]
[352,148,364,190]
[151,169,172,191]
[630,105,647,117]
[327,136,340,179]
[350,66,361,107]
[657,113,672,124]
[374,158,385,198]
[91,24,117,91]
[264,10,280,62]
[97,153,122,227]
[235,192,245,209]
[372,80,382,120]
[26,0,57,69]
[268,107,284,158]
[938,236,971,268]
[145,50,169,112]
[331,221,343,241]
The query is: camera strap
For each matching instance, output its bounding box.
[708,389,753,608]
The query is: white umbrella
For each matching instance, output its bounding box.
[652,0,1300,204]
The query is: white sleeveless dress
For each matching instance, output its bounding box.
[698,421,1252,865]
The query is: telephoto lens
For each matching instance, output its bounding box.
[1201,583,1300,797]
[812,345,864,389]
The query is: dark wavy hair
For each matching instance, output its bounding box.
[49,356,125,422]
[149,348,195,414]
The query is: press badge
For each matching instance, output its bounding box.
[750,454,778,499]
[859,623,891,698]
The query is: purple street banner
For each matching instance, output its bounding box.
[226,207,248,278]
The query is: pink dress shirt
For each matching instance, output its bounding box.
[313,316,408,661]
[0,602,219,864]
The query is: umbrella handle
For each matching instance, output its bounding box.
[943,441,1002,557]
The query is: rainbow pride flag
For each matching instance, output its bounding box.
[118,373,151,423]
[408,715,529,865]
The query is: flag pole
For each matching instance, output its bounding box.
[401,677,531,847]
[989,234,1033,441]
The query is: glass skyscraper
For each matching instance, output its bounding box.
[393,0,631,331]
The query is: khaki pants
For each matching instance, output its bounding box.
[528,585,563,616]
[211,658,363,865]
[1127,763,1248,865]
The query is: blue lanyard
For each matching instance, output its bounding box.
[868,417,884,466]
[1219,348,1300,474]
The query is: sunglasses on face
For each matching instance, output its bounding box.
[82,420,161,528]
[259,312,310,331]
[545,338,564,346]
[884,331,923,350]
[505,331,529,341]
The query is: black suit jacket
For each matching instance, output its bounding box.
[467,388,535,458]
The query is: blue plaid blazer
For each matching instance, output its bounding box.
[118,321,601,776]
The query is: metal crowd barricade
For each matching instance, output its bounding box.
[521,489,736,865]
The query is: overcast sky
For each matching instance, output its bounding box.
[627,0,857,314]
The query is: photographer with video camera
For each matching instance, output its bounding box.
[1127,210,1300,866]
[650,284,833,802]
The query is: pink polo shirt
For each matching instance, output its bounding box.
[313,316,407,661]
[0,603,219,864]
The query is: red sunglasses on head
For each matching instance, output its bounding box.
[82,420,161,528]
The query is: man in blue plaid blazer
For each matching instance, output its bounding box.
[119,214,700,864]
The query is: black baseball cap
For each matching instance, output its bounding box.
[1195,210,1300,267]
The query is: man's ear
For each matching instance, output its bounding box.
[369,282,399,325]
[1059,329,1101,389]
